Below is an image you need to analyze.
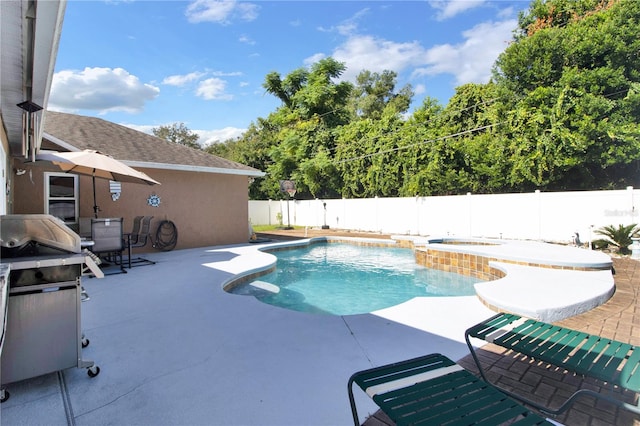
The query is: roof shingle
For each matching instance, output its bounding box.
[43,111,262,176]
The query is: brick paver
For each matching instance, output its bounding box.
[457,257,640,426]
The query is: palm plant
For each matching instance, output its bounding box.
[594,224,639,255]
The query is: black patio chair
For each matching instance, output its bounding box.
[125,216,156,268]
[90,217,126,275]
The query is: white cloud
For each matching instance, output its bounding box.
[413,19,517,84]
[161,71,240,100]
[49,67,159,114]
[239,35,255,45]
[497,6,515,19]
[332,35,427,81]
[303,53,326,67]
[335,21,359,37]
[211,71,243,77]
[414,84,426,95]
[185,0,258,24]
[120,123,244,146]
[120,122,156,135]
[162,72,206,86]
[236,2,259,21]
[318,8,369,36]
[326,15,516,90]
[429,0,486,21]
[198,127,246,145]
[196,77,233,100]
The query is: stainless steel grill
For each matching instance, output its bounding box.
[0,214,102,403]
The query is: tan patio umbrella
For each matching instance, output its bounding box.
[36,150,160,218]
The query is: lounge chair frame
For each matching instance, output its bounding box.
[125,216,156,268]
[465,313,640,416]
[348,352,553,425]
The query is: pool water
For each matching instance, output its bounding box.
[229,243,483,315]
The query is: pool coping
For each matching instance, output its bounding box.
[227,236,616,322]
[397,236,615,322]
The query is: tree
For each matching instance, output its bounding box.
[152,123,201,149]
[350,70,413,120]
[259,58,354,199]
[212,0,639,199]
[334,70,416,197]
[493,0,640,191]
[335,106,408,197]
[263,58,352,126]
[205,119,281,199]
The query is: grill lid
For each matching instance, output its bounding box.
[0,215,81,256]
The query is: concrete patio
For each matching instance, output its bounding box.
[1,232,638,425]
[0,237,496,425]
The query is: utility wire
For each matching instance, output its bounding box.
[328,86,631,165]
[324,96,504,156]
[334,122,503,164]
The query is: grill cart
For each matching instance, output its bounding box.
[0,215,102,403]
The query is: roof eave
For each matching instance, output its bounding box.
[43,132,266,177]
[1,0,66,157]
[123,160,266,178]
[42,132,79,151]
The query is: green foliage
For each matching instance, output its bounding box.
[493,0,640,191]
[594,223,639,254]
[204,120,279,199]
[350,70,413,119]
[591,238,610,251]
[209,0,639,200]
[152,122,200,149]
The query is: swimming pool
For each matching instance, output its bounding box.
[228,242,483,315]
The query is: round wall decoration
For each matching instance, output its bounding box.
[147,194,161,207]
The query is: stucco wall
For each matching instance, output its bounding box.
[12,158,250,251]
[11,159,47,215]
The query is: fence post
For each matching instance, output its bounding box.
[467,192,472,237]
[415,196,420,236]
[535,189,542,241]
[628,186,637,224]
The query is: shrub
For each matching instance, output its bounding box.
[591,239,610,251]
[594,224,639,255]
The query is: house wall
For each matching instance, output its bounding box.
[11,157,48,215]
[12,160,250,251]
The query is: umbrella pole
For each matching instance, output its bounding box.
[92,174,99,218]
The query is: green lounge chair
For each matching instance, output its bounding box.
[465,313,640,415]
[348,352,553,425]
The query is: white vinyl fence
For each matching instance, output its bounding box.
[249,187,640,244]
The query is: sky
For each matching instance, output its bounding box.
[49,0,531,146]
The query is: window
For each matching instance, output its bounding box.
[45,173,78,224]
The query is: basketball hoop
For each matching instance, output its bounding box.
[279,180,296,229]
[280,180,296,198]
